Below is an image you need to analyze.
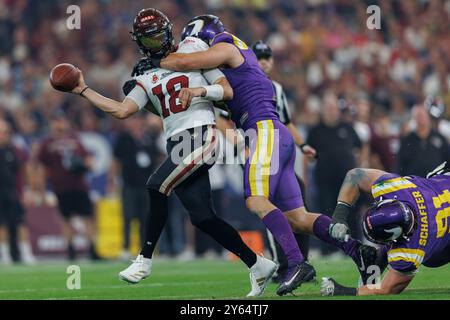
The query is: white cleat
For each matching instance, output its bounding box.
[246,256,277,297]
[119,255,152,284]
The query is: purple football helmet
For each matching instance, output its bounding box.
[362,198,416,244]
[181,15,225,46]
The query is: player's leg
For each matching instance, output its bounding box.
[73,191,100,260]
[175,165,276,297]
[120,185,134,257]
[55,192,77,261]
[118,157,172,284]
[120,125,217,283]
[270,175,310,283]
[244,121,304,266]
[0,197,12,265]
[283,205,383,284]
[0,225,11,265]
[12,201,35,264]
[244,120,315,295]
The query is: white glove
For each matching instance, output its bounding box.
[329,223,349,242]
[320,277,335,296]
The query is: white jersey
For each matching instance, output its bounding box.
[126,37,224,139]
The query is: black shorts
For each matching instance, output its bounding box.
[0,193,24,225]
[55,191,93,219]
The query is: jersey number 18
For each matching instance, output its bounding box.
[152,75,189,118]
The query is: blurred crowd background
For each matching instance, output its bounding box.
[0,0,449,263]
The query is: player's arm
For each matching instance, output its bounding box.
[321,269,414,296]
[178,76,233,109]
[71,70,140,119]
[330,168,387,241]
[160,42,241,71]
[357,269,414,295]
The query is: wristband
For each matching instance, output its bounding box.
[80,86,90,97]
[332,201,353,225]
[300,143,307,153]
[335,284,358,296]
[201,84,224,101]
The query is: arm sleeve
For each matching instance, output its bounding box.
[202,68,225,84]
[126,83,149,110]
[279,89,292,124]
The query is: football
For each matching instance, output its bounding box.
[49,63,80,92]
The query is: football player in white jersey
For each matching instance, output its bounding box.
[66,8,276,297]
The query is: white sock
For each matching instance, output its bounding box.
[0,243,12,264]
[20,241,36,263]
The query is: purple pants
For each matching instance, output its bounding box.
[243,119,303,212]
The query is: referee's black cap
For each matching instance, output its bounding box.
[252,40,272,60]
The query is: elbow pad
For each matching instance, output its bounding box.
[201,84,224,101]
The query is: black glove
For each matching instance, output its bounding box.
[122,80,137,96]
[131,58,158,77]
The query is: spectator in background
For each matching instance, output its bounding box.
[306,92,361,254]
[397,105,450,177]
[370,110,398,172]
[36,111,99,261]
[0,119,35,265]
[112,115,163,260]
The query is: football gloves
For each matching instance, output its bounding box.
[426,161,450,178]
[122,79,137,96]
[329,201,352,241]
[131,57,159,77]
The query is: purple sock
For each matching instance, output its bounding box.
[312,214,359,260]
[262,209,304,264]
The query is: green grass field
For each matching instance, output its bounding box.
[0,257,448,300]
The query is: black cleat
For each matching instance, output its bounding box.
[354,243,387,286]
[276,261,316,296]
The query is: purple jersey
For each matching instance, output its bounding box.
[211,32,278,129]
[371,173,450,274]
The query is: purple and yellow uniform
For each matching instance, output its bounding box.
[212,32,303,210]
[371,173,450,274]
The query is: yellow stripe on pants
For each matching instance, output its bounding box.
[249,120,274,197]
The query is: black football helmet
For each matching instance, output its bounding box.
[131,8,174,59]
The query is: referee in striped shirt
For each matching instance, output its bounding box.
[252,40,317,282]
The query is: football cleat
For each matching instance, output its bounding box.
[276,261,316,296]
[246,256,277,297]
[119,255,152,284]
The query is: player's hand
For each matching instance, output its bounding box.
[131,58,156,77]
[179,87,206,109]
[329,222,349,241]
[71,69,87,95]
[122,79,137,96]
[300,144,317,159]
[320,278,357,296]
